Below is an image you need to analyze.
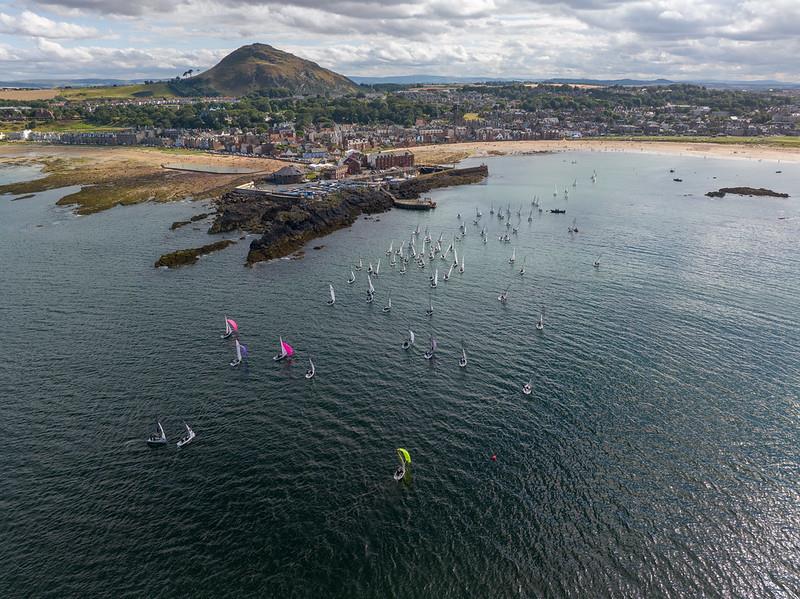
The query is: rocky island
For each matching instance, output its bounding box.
[705,187,789,198]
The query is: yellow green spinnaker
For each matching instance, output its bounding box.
[396,448,411,464]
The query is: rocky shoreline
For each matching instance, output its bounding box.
[154,165,488,268]
[155,239,236,268]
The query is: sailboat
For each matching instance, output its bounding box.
[519,256,526,275]
[573,178,577,187]
[366,275,375,303]
[327,284,336,306]
[273,336,294,361]
[444,263,453,281]
[453,247,459,268]
[459,345,467,368]
[424,336,437,360]
[509,247,516,264]
[402,329,415,350]
[176,423,195,448]
[593,255,601,268]
[374,259,381,277]
[476,207,482,218]
[553,184,558,198]
[146,421,167,446]
[522,378,532,395]
[368,262,373,274]
[568,218,579,233]
[490,202,494,215]
[386,241,393,255]
[305,358,315,379]
[348,270,356,284]
[498,288,509,304]
[221,316,237,340]
[382,292,392,313]
[536,310,544,330]
[431,268,438,288]
[459,255,464,274]
[394,448,411,481]
[355,258,363,271]
[426,294,434,316]
[230,338,247,367]
[528,208,533,222]
[399,262,406,275]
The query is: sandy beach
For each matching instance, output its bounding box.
[411,139,800,166]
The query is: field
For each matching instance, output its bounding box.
[59,82,176,100]
[0,88,61,101]
[0,120,124,134]
[607,135,800,148]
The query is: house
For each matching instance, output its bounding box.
[270,165,305,184]
[342,152,365,175]
[321,165,348,180]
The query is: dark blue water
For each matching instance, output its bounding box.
[1,153,799,597]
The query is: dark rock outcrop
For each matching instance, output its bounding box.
[706,187,789,198]
[215,187,394,265]
[205,165,489,267]
[170,212,211,230]
[155,239,236,268]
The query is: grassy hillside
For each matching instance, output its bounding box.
[59,82,177,100]
[187,43,358,97]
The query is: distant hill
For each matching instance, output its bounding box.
[351,75,510,85]
[182,43,358,96]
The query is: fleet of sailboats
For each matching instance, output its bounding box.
[178,185,605,447]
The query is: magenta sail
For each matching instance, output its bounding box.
[226,318,238,332]
[281,340,294,357]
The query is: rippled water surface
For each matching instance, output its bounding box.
[2,152,799,597]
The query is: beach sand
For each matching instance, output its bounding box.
[411,140,800,166]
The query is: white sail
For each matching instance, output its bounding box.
[376,259,381,276]
[434,269,438,286]
[235,339,243,362]
[459,255,464,273]
[409,329,415,345]
[224,316,231,336]
[329,284,335,303]
[453,247,458,266]
[368,275,375,295]
[278,336,285,356]
[447,264,454,278]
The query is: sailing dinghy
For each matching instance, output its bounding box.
[176,423,195,448]
[147,421,167,446]
[327,284,336,306]
[348,270,356,284]
[273,337,294,361]
[394,448,411,481]
[366,275,375,303]
[230,338,247,367]
[459,346,467,368]
[355,258,363,271]
[498,288,509,304]
[424,336,437,360]
[221,316,237,340]
[536,310,544,330]
[382,292,392,313]
[305,358,315,379]
[522,378,532,395]
[402,329,415,350]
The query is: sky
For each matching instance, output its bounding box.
[0,0,797,82]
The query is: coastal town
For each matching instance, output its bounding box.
[2,83,799,167]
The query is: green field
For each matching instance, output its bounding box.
[0,120,124,134]
[605,135,800,148]
[59,82,177,100]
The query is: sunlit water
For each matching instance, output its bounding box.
[1,152,799,597]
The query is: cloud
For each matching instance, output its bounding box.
[0,9,99,39]
[7,0,800,81]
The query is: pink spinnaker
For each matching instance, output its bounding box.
[281,340,294,357]
[226,318,238,332]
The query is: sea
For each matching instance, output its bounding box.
[1,151,799,598]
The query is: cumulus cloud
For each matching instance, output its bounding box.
[0,9,98,39]
[2,0,798,80]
